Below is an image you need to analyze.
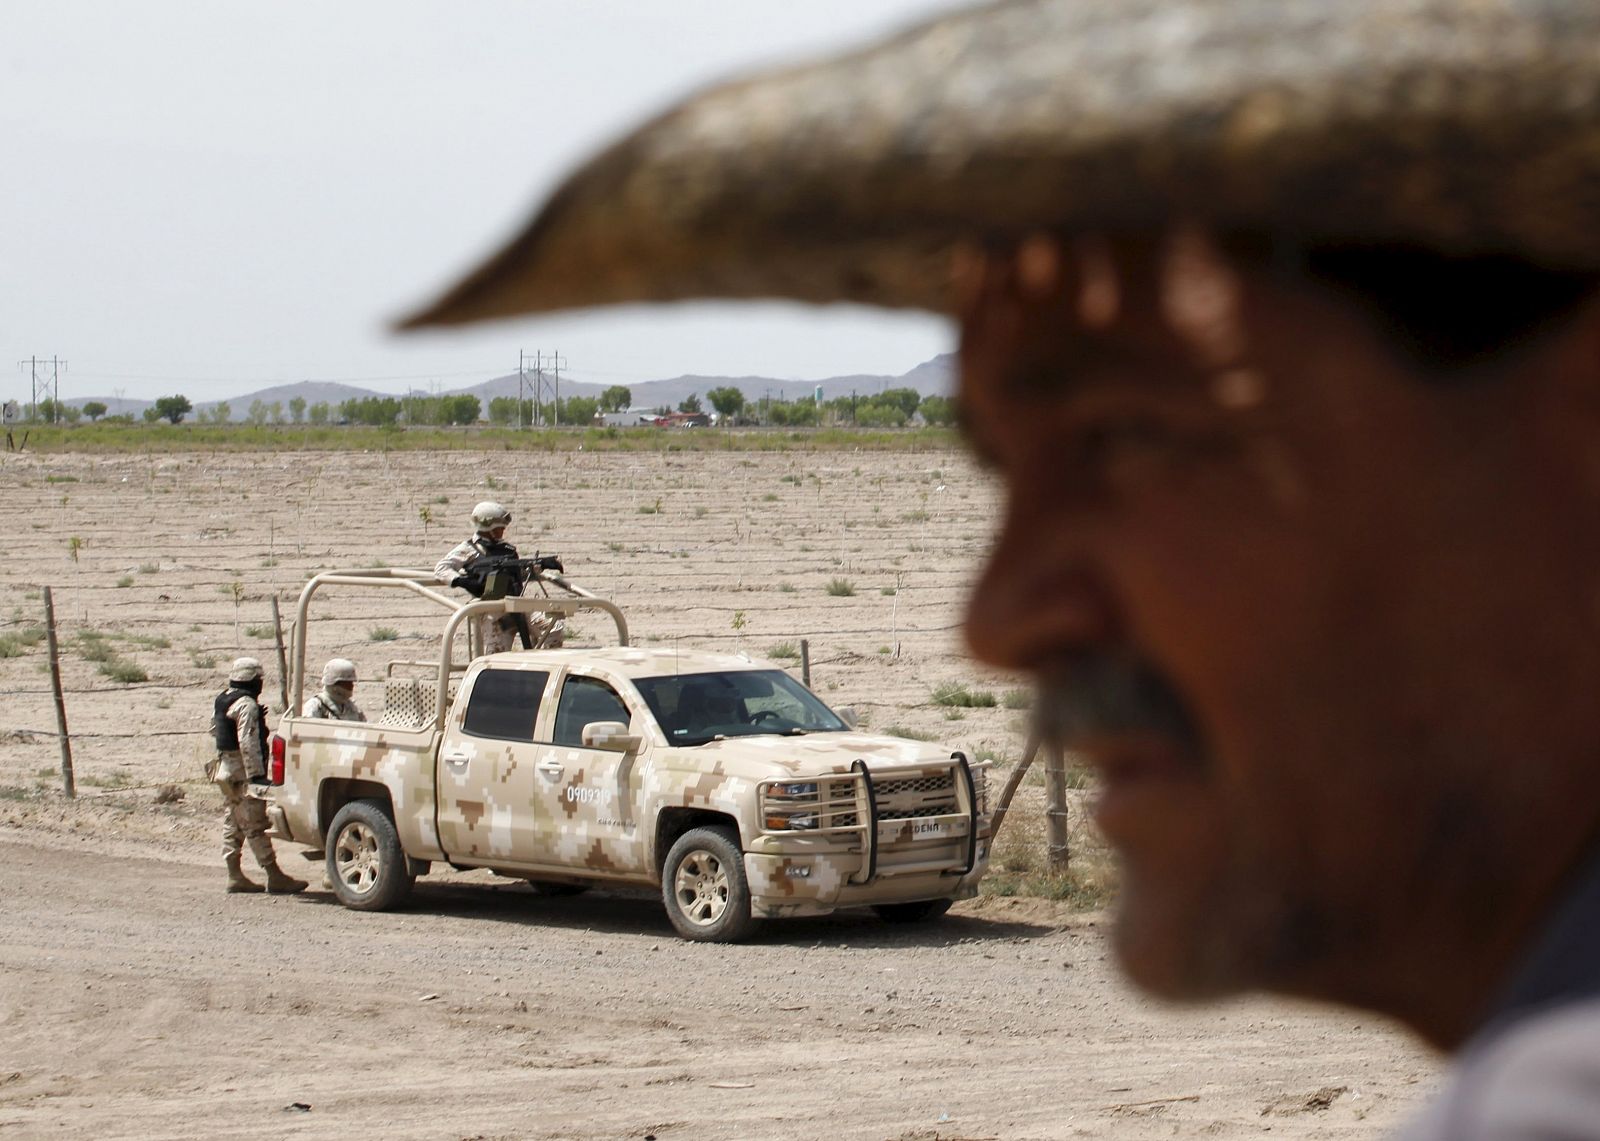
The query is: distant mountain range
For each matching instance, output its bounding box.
[58,354,956,418]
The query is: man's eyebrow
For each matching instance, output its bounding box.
[1004,332,1197,399]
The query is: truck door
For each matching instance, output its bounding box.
[435,665,551,862]
[532,671,647,875]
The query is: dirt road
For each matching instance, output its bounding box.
[0,825,1436,1141]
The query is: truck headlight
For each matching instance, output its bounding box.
[764,811,818,831]
[768,781,818,799]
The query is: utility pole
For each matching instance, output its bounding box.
[545,351,565,425]
[18,356,65,422]
[518,350,534,428]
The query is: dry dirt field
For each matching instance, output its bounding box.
[0,446,1439,1139]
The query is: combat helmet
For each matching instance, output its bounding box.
[228,657,264,683]
[471,501,512,531]
[322,658,358,688]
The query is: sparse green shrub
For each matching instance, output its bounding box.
[191,652,217,670]
[767,641,799,660]
[776,582,796,593]
[138,562,158,574]
[76,631,115,662]
[882,724,937,742]
[244,625,271,639]
[0,627,45,658]
[99,659,148,683]
[932,680,998,708]
[880,586,897,596]
[825,578,856,597]
[369,626,400,642]
[637,502,660,515]
[1002,688,1033,710]
[116,575,134,588]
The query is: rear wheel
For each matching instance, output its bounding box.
[326,800,414,911]
[872,898,953,924]
[661,826,757,943]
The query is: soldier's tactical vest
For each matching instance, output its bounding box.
[212,687,266,752]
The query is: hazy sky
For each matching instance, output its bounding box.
[4,1,964,403]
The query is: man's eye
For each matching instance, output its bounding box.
[1077,418,1175,461]
[1070,416,1206,493]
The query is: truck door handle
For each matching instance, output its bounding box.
[443,750,472,766]
[537,759,564,775]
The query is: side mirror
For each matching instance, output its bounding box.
[582,720,641,753]
[835,706,858,729]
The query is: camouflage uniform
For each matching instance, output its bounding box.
[209,658,306,895]
[302,690,366,720]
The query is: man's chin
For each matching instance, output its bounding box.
[1109,879,1260,1002]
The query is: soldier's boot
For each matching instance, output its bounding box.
[260,853,308,895]
[225,854,264,894]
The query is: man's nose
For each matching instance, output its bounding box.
[964,503,1121,671]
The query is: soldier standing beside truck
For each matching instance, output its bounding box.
[208,657,307,896]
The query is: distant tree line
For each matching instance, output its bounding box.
[19,382,955,429]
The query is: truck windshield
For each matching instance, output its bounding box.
[634,670,848,747]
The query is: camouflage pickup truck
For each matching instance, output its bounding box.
[267,568,992,941]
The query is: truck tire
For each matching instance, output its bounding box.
[326,799,414,912]
[661,826,757,943]
[872,898,953,924]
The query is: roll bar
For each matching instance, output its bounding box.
[289,568,629,722]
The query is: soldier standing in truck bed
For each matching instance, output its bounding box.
[434,500,521,655]
[301,658,366,721]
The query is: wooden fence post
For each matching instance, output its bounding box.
[270,596,291,713]
[1044,740,1070,871]
[800,639,811,688]
[43,586,74,798]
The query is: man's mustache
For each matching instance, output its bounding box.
[1033,655,1205,757]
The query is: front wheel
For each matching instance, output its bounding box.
[326,799,414,911]
[661,826,757,943]
[872,898,953,924]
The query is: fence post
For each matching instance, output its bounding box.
[270,596,291,714]
[43,586,75,798]
[1044,740,1070,871]
[800,639,811,688]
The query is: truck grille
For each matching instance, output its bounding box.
[872,771,957,820]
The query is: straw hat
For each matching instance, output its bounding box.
[403,0,1600,326]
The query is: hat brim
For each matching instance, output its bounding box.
[401,0,1600,328]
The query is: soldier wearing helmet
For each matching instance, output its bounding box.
[302,658,366,721]
[207,657,306,895]
[434,501,522,655]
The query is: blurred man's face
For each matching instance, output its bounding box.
[957,232,1591,1021]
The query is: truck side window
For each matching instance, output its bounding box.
[552,676,630,746]
[462,669,549,742]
